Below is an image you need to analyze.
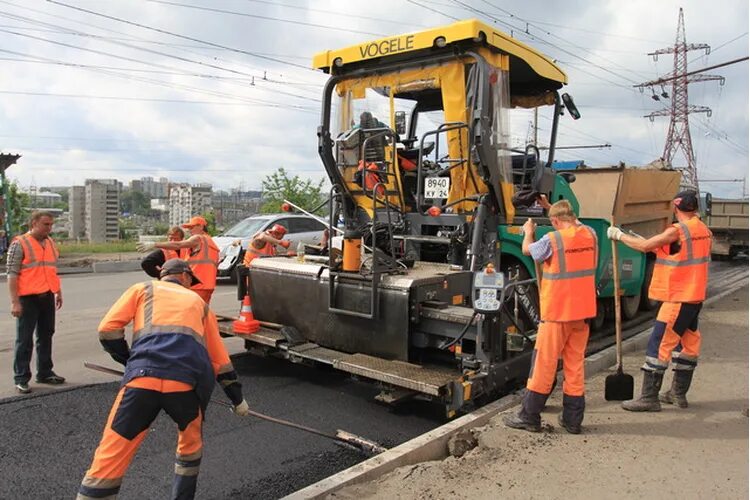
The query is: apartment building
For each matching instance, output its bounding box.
[84,179,120,242]
[131,176,170,199]
[68,185,86,239]
[169,183,212,226]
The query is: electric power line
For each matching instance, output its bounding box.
[46,0,312,70]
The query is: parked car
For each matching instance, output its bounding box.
[214,214,327,281]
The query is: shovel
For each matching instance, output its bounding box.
[84,362,387,455]
[604,228,634,401]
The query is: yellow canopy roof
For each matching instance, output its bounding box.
[312,18,567,86]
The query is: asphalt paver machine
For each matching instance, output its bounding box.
[235,19,587,416]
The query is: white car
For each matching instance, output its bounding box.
[214,214,327,281]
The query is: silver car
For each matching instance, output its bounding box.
[214,214,327,281]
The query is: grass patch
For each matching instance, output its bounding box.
[57,241,138,255]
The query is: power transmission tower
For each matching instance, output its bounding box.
[634,8,725,194]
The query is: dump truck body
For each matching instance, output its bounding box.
[706,198,749,258]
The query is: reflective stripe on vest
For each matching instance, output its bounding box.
[542,230,598,281]
[540,225,598,322]
[17,233,61,296]
[649,218,711,303]
[654,222,711,267]
[131,281,209,346]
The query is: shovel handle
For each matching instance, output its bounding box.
[611,218,623,368]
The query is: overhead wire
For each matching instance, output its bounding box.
[147,0,385,37]
[0,30,318,108]
[450,0,643,90]
[404,0,461,21]
[45,0,313,70]
[0,22,311,60]
[0,0,319,78]
[242,0,430,29]
[0,10,322,102]
[0,89,318,111]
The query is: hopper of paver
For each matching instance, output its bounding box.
[569,165,682,237]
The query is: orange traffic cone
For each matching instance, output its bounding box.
[233,294,260,334]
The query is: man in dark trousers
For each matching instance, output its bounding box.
[7,211,65,393]
[77,259,250,500]
[608,190,712,411]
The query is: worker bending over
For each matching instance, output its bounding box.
[608,190,711,411]
[140,226,187,278]
[504,199,597,434]
[77,259,249,500]
[241,224,290,268]
[138,216,219,304]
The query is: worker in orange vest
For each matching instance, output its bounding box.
[138,216,219,304]
[608,190,712,411]
[140,226,187,278]
[77,259,249,500]
[241,224,290,268]
[504,199,597,434]
[7,210,66,394]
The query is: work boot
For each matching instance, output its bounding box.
[558,412,581,434]
[503,390,548,433]
[660,370,693,408]
[622,371,663,412]
[560,394,585,434]
[15,383,31,394]
[36,372,65,385]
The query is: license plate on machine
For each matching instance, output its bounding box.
[424,177,450,199]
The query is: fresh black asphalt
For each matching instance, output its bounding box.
[0,354,443,499]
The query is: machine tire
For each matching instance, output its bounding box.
[639,258,659,311]
[621,294,641,320]
[501,259,540,332]
[590,299,607,331]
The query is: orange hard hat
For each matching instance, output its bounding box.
[181,216,207,228]
[270,224,287,237]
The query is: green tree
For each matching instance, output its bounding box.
[120,190,152,216]
[1,178,30,236]
[261,167,325,214]
[200,211,218,236]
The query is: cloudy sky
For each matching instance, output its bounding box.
[0,0,747,197]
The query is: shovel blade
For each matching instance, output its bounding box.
[604,372,634,401]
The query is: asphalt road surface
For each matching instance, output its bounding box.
[0,260,746,499]
[0,271,244,399]
[0,271,442,499]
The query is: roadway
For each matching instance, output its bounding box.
[0,271,245,399]
[0,271,441,499]
[0,261,746,498]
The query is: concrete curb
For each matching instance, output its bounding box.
[284,393,521,500]
[91,260,142,273]
[0,261,142,281]
[287,275,748,500]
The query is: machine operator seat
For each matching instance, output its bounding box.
[397,141,435,211]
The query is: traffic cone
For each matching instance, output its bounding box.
[233,294,260,334]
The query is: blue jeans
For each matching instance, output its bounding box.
[13,291,56,384]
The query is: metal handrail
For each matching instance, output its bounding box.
[416,122,470,209]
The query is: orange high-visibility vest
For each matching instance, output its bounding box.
[242,237,277,267]
[162,248,179,261]
[187,234,219,290]
[649,217,711,303]
[97,279,235,411]
[540,225,598,322]
[16,233,61,296]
